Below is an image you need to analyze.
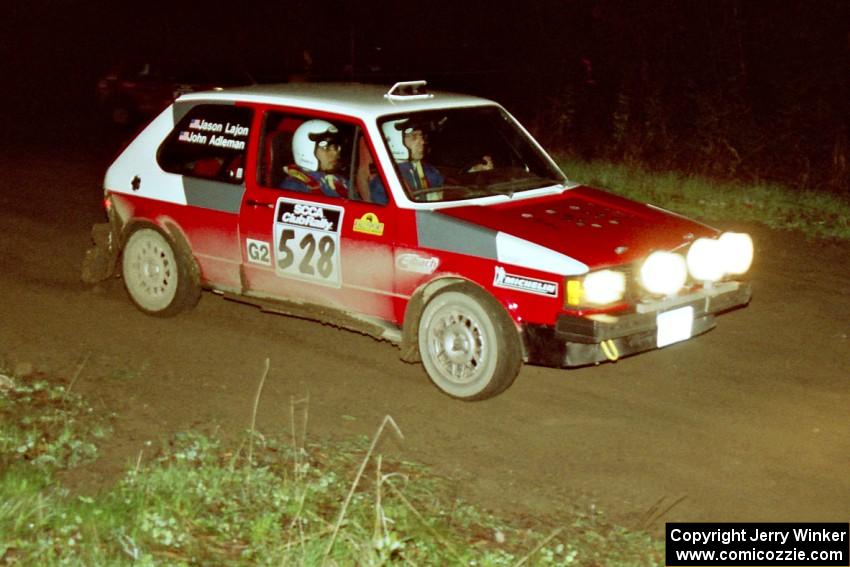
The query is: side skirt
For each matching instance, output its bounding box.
[217,291,402,345]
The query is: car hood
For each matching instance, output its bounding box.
[435,186,718,270]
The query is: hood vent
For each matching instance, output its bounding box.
[522,201,634,230]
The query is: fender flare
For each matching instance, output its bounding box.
[120,218,202,288]
[399,276,523,363]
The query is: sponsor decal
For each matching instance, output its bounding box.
[395,253,439,275]
[276,201,340,232]
[246,238,271,266]
[493,266,558,297]
[353,212,385,236]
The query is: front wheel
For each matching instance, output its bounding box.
[121,227,200,317]
[418,285,522,400]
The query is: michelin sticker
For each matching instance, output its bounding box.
[493,266,558,297]
[353,212,384,236]
[273,198,344,288]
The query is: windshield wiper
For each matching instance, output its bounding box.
[485,177,564,197]
[409,184,488,201]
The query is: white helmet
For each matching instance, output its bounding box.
[292,119,340,170]
[382,119,416,161]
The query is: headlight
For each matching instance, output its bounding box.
[583,269,627,305]
[718,232,753,275]
[566,269,626,307]
[640,251,687,295]
[687,238,725,282]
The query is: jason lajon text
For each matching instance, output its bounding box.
[669,527,848,546]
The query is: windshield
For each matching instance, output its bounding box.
[377,106,565,203]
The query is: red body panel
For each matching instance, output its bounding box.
[439,186,717,269]
[110,192,243,290]
[237,189,399,321]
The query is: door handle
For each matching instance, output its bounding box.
[246,199,274,209]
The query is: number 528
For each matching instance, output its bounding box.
[277,229,335,278]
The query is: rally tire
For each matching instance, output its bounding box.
[121,227,200,317]
[417,285,522,401]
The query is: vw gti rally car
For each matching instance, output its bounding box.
[83,80,753,400]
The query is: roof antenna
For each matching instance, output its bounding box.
[384,80,433,101]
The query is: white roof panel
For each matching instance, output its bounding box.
[176,82,496,119]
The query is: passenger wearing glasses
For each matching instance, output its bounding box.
[281,119,349,198]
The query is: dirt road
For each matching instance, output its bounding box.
[1,137,848,536]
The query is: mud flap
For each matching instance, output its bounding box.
[81,223,119,283]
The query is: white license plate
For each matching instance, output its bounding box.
[656,306,694,348]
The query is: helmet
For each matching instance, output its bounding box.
[382,119,418,161]
[292,119,340,170]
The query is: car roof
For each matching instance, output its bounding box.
[176,82,497,120]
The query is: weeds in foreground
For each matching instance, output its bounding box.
[559,157,850,240]
[0,370,111,472]
[0,365,663,565]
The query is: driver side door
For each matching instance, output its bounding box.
[238,107,399,322]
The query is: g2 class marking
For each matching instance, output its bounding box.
[246,239,271,266]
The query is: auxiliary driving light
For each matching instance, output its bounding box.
[718,232,753,275]
[686,232,754,282]
[687,238,725,282]
[640,251,687,295]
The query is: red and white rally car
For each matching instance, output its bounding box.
[83,80,753,400]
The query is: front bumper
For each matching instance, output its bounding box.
[522,281,752,367]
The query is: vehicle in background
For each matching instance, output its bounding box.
[96,59,254,127]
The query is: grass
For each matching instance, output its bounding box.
[557,156,850,240]
[0,366,664,566]
[0,371,111,472]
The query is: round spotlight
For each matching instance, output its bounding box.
[718,232,753,275]
[640,251,687,295]
[687,238,725,282]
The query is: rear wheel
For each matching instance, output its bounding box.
[418,285,522,400]
[121,227,200,317]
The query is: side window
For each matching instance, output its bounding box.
[259,111,388,205]
[158,104,253,184]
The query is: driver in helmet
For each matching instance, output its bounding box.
[280,119,349,198]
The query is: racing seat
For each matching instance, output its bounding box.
[262,117,302,187]
[191,157,223,178]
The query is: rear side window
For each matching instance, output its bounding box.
[158,104,253,184]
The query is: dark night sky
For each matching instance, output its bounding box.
[5,1,846,108]
[3,1,848,189]
[4,1,583,90]
[2,1,596,129]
